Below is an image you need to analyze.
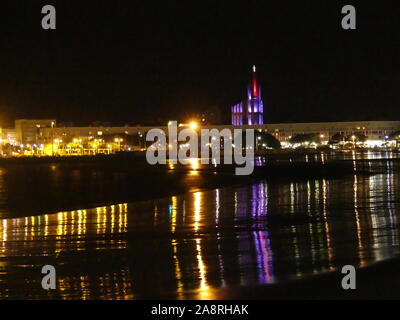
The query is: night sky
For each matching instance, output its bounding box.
[0,1,399,127]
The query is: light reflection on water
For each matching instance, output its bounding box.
[0,156,399,299]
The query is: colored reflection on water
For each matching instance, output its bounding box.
[0,157,400,299]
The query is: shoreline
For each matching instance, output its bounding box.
[0,147,399,163]
[0,154,384,219]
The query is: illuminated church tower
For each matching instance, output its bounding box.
[231,66,264,125]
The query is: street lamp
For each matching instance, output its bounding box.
[351,135,356,148]
[114,138,123,151]
[139,133,143,149]
[51,121,55,157]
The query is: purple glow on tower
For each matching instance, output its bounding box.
[231,66,264,125]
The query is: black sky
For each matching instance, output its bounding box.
[0,0,399,126]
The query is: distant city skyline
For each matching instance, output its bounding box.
[0,1,399,127]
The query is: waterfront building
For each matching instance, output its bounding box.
[239,121,400,147]
[38,121,400,147]
[4,118,400,156]
[2,129,16,144]
[15,119,56,145]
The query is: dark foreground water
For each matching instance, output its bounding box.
[0,151,400,299]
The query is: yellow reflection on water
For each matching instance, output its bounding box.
[353,174,366,267]
[0,199,135,299]
[168,161,175,170]
[195,238,214,299]
[290,183,295,214]
[79,275,90,300]
[171,196,178,233]
[102,206,107,234]
[1,219,7,243]
[111,205,116,233]
[215,189,220,225]
[30,215,36,239]
[368,175,385,262]
[386,163,399,246]
[188,158,200,175]
[322,179,334,270]
[352,150,357,171]
[56,212,66,240]
[234,192,238,216]
[77,210,87,237]
[172,239,184,299]
[306,180,311,215]
[95,207,101,234]
[43,214,49,237]
[194,192,201,232]
[119,203,128,234]
[153,205,158,226]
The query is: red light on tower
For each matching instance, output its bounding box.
[252,65,258,98]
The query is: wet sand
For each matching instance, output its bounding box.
[218,257,400,300]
